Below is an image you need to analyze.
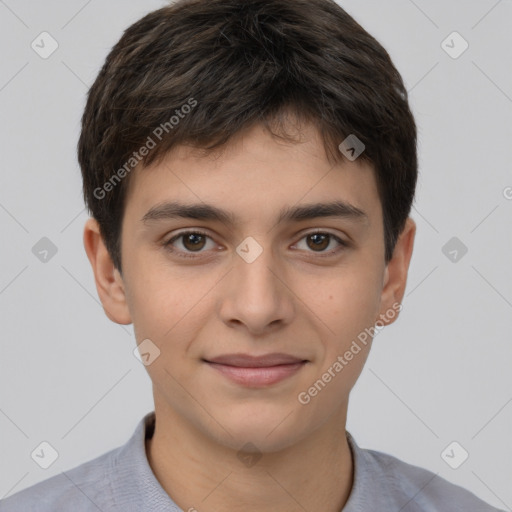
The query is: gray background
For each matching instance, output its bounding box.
[0,0,511,509]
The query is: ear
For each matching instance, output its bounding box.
[377,217,416,326]
[83,218,132,325]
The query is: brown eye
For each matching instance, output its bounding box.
[306,233,330,251]
[181,233,207,251]
[163,230,216,258]
[293,231,348,256]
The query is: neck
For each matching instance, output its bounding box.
[145,402,354,512]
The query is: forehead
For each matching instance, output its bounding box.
[123,122,381,229]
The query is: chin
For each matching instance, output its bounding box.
[208,408,309,454]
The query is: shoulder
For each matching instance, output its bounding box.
[346,434,505,511]
[0,447,119,512]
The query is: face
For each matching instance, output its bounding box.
[85,120,415,453]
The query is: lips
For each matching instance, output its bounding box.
[205,353,306,367]
[203,353,308,387]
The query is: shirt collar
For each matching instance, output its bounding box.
[110,411,181,511]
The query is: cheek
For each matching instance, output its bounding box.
[129,284,199,345]
[122,268,177,346]
[125,265,223,365]
[295,272,380,416]
[123,247,198,331]
[306,263,383,346]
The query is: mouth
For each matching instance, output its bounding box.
[203,353,308,387]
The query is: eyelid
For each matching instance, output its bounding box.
[291,229,349,255]
[163,228,215,248]
[296,227,347,240]
[161,229,219,261]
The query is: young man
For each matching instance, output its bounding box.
[1,0,504,510]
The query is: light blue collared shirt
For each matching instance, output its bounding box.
[0,411,504,511]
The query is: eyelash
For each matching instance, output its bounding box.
[162,229,349,260]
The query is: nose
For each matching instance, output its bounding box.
[218,242,295,336]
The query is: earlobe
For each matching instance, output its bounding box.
[377,217,416,327]
[83,218,132,325]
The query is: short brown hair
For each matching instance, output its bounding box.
[78,0,417,272]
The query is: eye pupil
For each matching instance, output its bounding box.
[184,233,206,251]
[307,233,329,251]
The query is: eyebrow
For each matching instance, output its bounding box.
[141,200,369,227]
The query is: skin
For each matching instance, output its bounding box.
[84,120,415,512]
